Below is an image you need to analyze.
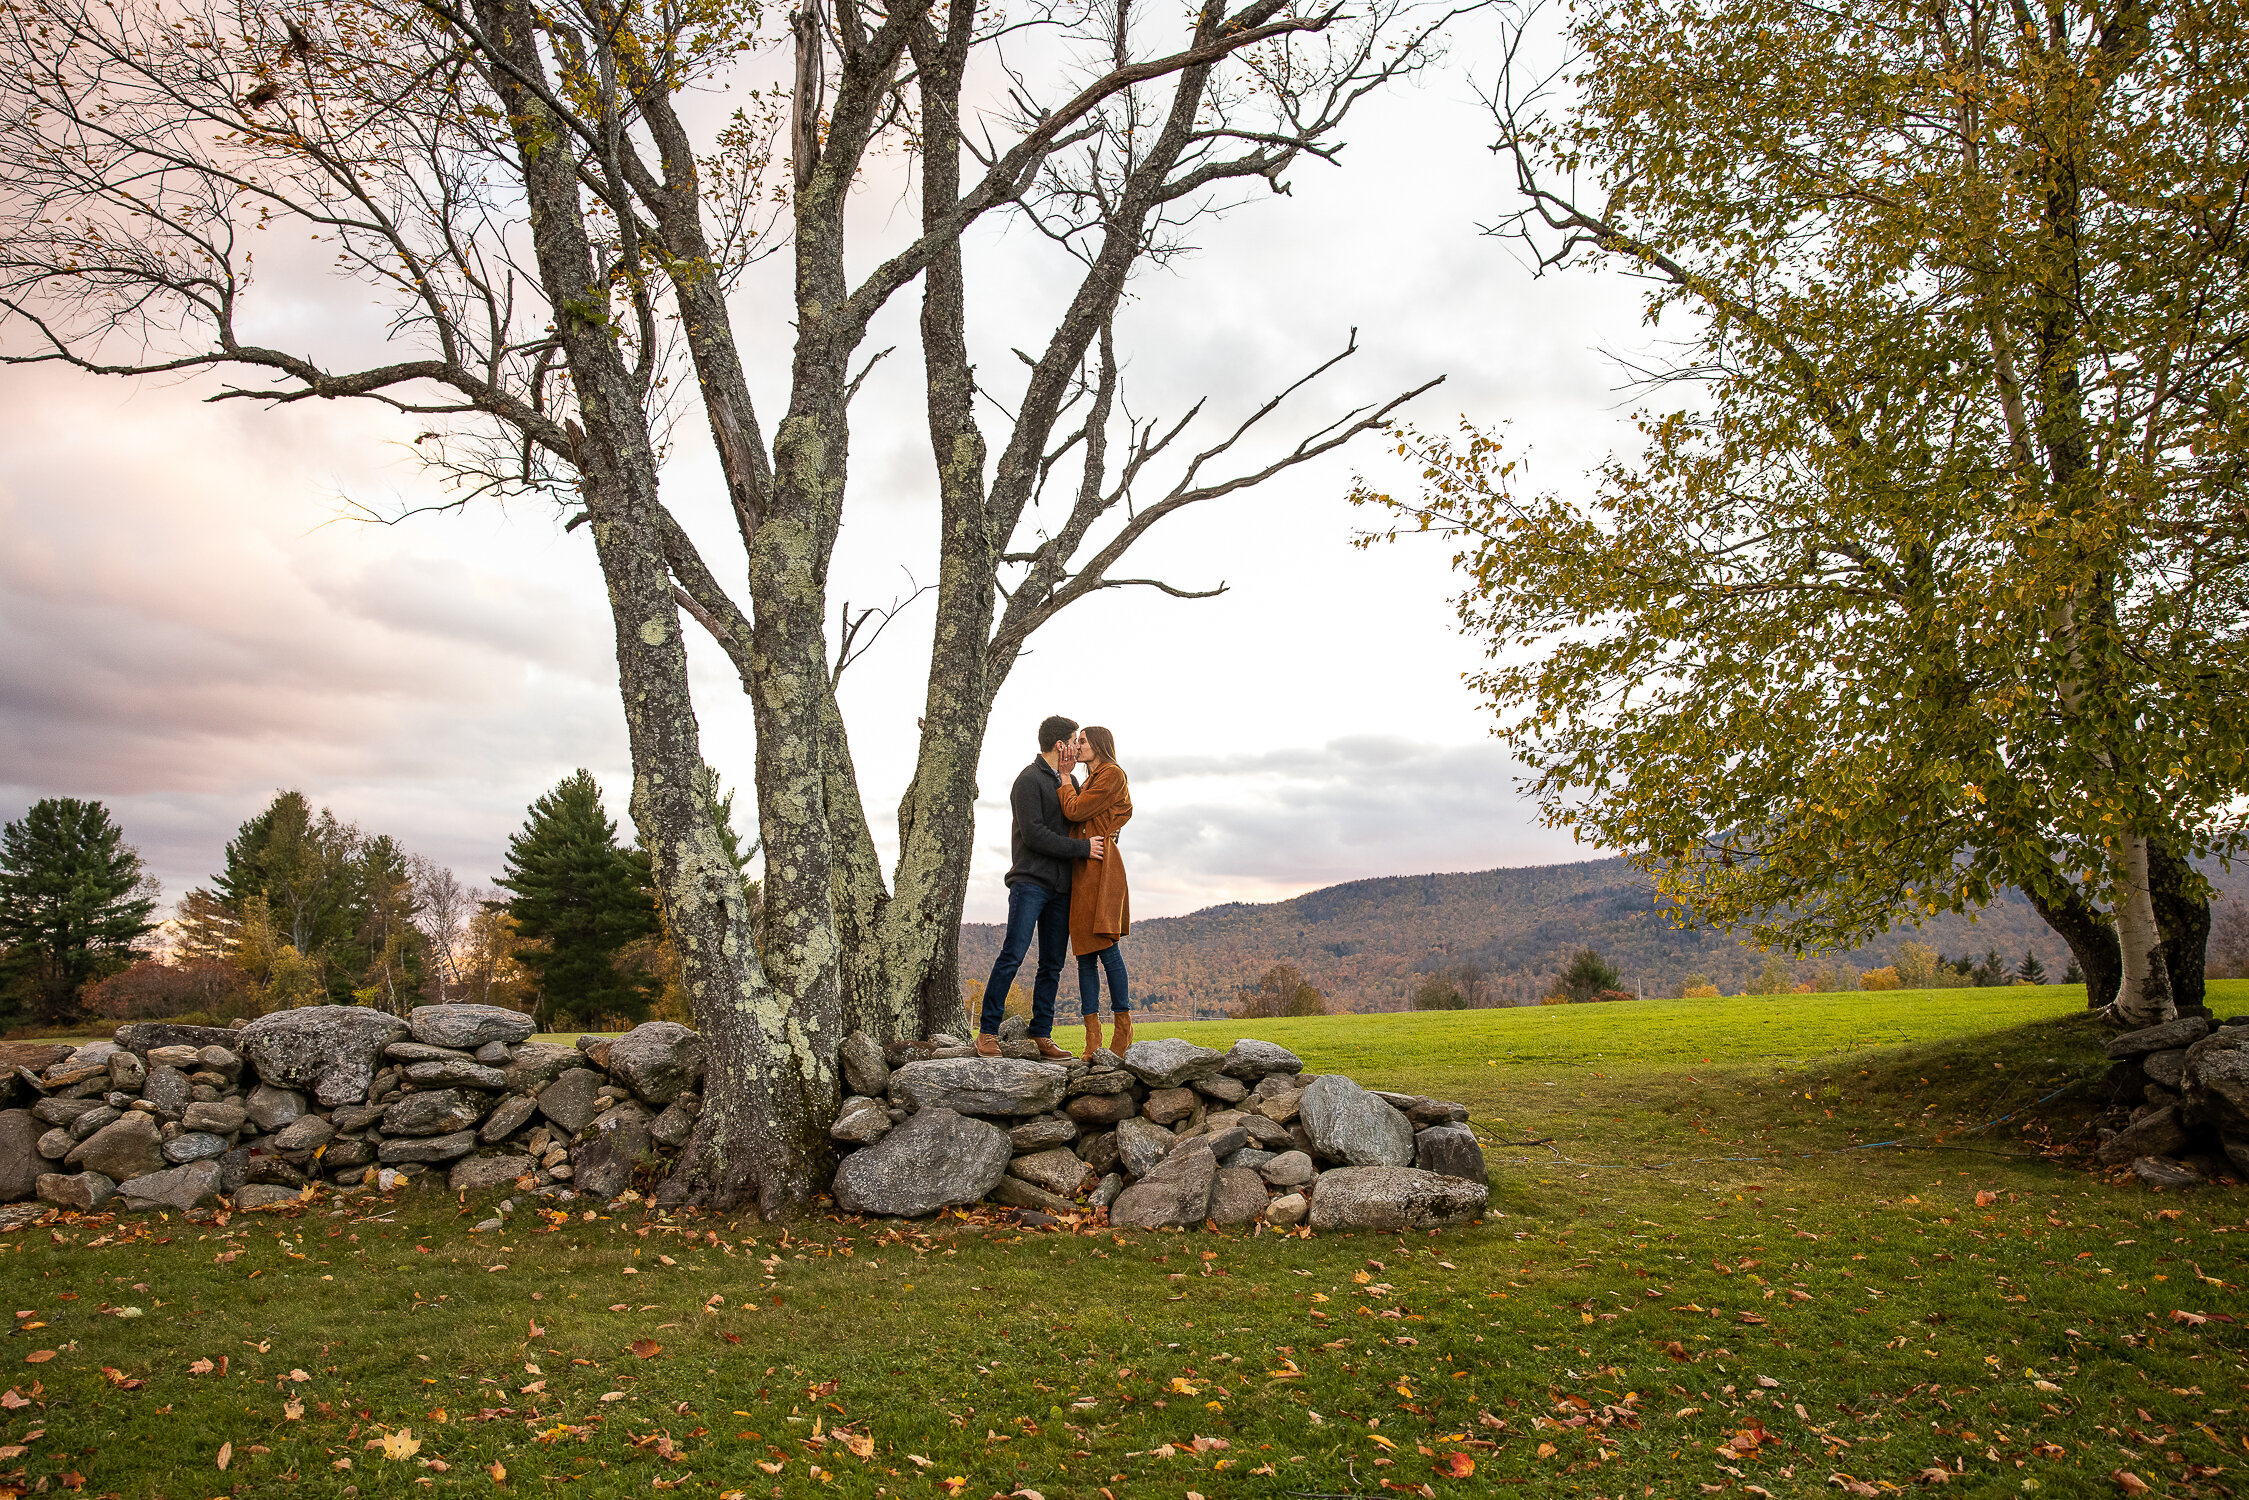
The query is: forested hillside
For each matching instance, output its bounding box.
[959,858,2237,1016]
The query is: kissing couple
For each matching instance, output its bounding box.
[975,714,1133,1061]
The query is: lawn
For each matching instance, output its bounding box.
[3,985,2244,1500]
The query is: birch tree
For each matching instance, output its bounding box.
[0,0,1442,1209]
[1355,0,2249,1026]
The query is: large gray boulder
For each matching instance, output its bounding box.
[506,1042,587,1095]
[240,1006,408,1107]
[831,1096,893,1146]
[1207,1166,1270,1225]
[378,1130,477,1164]
[382,1090,484,1138]
[832,1107,1011,1217]
[1413,1123,1488,1182]
[66,1112,164,1182]
[1258,1149,1316,1188]
[1008,1115,1078,1152]
[1122,1039,1225,1090]
[0,1109,43,1202]
[2107,1015,2212,1059]
[181,1100,247,1136]
[889,1058,1069,1117]
[409,1004,535,1051]
[1065,1092,1137,1128]
[1068,1067,1135,1097]
[2181,1029,2249,1134]
[162,1133,231,1165]
[2097,1104,2191,1165]
[403,1058,510,1091]
[1007,1148,1091,1199]
[113,1022,242,1055]
[1114,1116,1176,1178]
[117,1160,225,1213]
[840,1031,891,1098]
[1222,1039,1303,1080]
[605,1022,707,1106]
[480,1094,539,1144]
[572,1107,657,1198]
[140,1065,190,1117]
[36,1170,113,1212]
[244,1084,307,1132]
[536,1069,604,1133]
[1110,1142,1219,1229]
[1298,1074,1415,1167]
[450,1154,536,1195]
[1308,1166,1489,1231]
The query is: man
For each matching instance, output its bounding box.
[976,714,1109,1058]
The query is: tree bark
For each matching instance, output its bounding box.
[475,0,834,1214]
[2148,839,2210,1015]
[2024,877,2122,1010]
[2107,833,2175,1027]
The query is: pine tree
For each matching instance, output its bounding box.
[0,798,157,1020]
[2016,950,2048,985]
[1558,947,1622,1002]
[497,771,659,1025]
[216,790,369,1001]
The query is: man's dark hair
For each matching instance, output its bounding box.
[1037,714,1079,752]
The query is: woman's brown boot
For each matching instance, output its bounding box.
[1082,1015,1103,1060]
[1109,1011,1134,1054]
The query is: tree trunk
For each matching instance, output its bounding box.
[2107,833,2175,1027]
[2148,838,2210,1015]
[476,0,835,1214]
[2024,878,2122,1010]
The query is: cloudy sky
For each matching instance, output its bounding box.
[0,9,1647,922]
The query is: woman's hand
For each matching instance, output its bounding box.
[1087,836,1107,860]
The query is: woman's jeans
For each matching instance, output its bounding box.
[1078,942,1129,1016]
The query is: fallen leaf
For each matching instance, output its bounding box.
[188,1358,215,1375]
[1916,1466,1951,1484]
[940,1479,966,1496]
[380,1428,422,1460]
[1,1389,27,1409]
[283,1397,305,1421]
[600,1391,626,1403]
[519,1381,546,1394]
[1975,1191,1996,1207]
[2172,1310,2209,1327]
[837,1429,874,1460]
[630,1340,663,1359]
[23,1351,55,1365]
[1435,1452,1474,1478]
[489,1460,507,1483]
[2113,1473,2150,1495]
[906,1454,932,1468]
[1536,1443,1557,1459]
[217,1442,233,1471]
[99,1367,143,1390]
[1829,1478,1879,1498]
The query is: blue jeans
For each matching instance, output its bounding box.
[1078,942,1129,1016]
[981,880,1070,1038]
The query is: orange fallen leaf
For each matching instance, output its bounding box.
[630,1340,662,1359]
[1535,1443,1557,1459]
[99,1367,143,1389]
[217,1442,232,1471]
[23,1351,55,1365]
[1974,1191,1996,1207]
[1435,1453,1474,1478]
[940,1479,966,1496]
[188,1358,215,1375]
[2113,1473,2150,1495]
[488,1459,507,1483]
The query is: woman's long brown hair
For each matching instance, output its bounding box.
[1082,725,1122,778]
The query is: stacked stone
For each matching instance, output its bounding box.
[2093,1014,2249,1187]
[829,1030,1490,1232]
[0,1007,710,1215]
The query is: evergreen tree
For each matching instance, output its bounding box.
[2016,950,2048,985]
[497,771,659,1024]
[354,835,427,1014]
[0,798,157,1020]
[2063,956,2085,985]
[216,790,369,1001]
[1972,948,2007,987]
[1557,947,1622,1002]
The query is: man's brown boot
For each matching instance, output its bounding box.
[1081,1016,1103,1061]
[1033,1036,1070,1059]
[1109,1011,1134,1054]
[974,1034,1000,1057]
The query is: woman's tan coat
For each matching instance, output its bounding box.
[1057,762,1132,956]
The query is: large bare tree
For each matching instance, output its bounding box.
[0,0,1444,1210]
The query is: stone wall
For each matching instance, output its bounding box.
[0,1005,706,1216]
[830,1026,1492,1233]
[2091,1013,2249,1187]
[0,1009,1493,1232]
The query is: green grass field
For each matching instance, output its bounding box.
[4,984,2244,1499]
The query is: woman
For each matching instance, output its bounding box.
[1057,725,1133,1059]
